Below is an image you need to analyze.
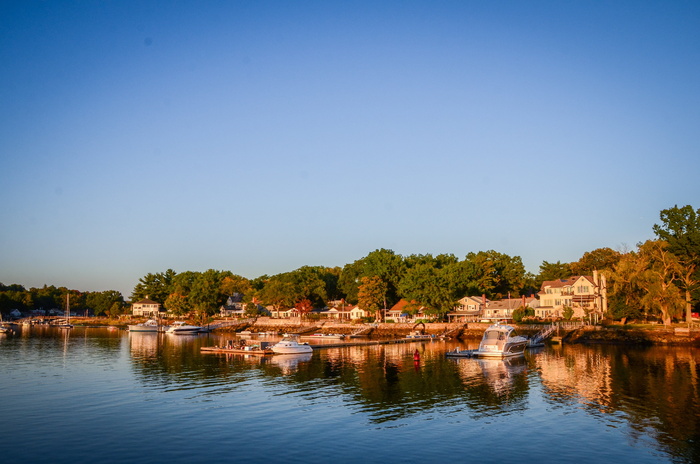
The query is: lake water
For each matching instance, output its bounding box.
[1,326,698,464]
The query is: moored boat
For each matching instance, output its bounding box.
[301,333,345,340]
[446,323,527,358]
[271,334,313,354]
[128,319,166,332]
[166,321,202,335]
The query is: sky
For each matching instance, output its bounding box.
[1,1,699,298]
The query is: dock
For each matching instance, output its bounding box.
[201,346,273,355]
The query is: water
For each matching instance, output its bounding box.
[1,327,698,464]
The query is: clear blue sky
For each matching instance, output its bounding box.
[1,1,699,298]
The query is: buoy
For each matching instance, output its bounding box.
[413,349,420,362]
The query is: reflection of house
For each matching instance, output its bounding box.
[447,296,490,322]
[131,298,162,317]
[536,271,607,319]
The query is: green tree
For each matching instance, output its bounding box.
[570,248,622,275]
[461,251,526,299]
[653,204,700,322]
[398,263,455,317]
[636,240,685,325]
[131,269,176,303]
[357,276,388,322]
[339,249,405,306]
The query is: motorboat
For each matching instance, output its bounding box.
[271,334,313,354]
[446,323,527,358]
[406,330,434,339]
[128,319,166,332]
[165,321,202,335]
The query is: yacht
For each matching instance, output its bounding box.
[271,334,313,354]
[165,321,202,335]
[447,323,527,358]
[128,319,166,332]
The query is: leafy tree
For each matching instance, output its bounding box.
[563,306,574,320]
[295,298,313,319]
[357,276,388,322]
[339,249,405,306]
[653,204,700,322]
[398,263,455,317]
[538,260,572,282]
[636,240,685,325]
[86,290,124,316]
[461,251,526,299]
[570,248,622,275]
[131,269,176,303]
[164,293,190,316]
[609,251,646,323]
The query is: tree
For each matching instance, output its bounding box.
[357,276,388,322]
[609,251,646,323]
[339,249,405,306]
[636,240,685,325]
[398,263,455,317]
[131,269,176,303]
[570,248,622,275]
[461,251,526,299]
[653,204,700,322]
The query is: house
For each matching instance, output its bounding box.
[349,305,369,320]
[220,293,246,317]
[447,295,490,322]
[536,271,607,320]
[131,298,162,317]
[384,299,429,322]
[481,296,539,322]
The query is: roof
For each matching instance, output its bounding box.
[540,275,595,290]
[133,298,160,305]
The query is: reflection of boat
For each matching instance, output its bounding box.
[406,330,434,339]
[269,352,313,374]
[271,334,313,354]
[57,295,74,329]
[301,333,345,340]
[128,319,167,332]
[165,321,202,335]
[446,323,527,358]
[201,340,274,355]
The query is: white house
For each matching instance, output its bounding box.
[131,298,162,317]
[536,271,607,320]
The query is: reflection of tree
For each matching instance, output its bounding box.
[537,345,700,462]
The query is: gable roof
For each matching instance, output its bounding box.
[133,298,160,305]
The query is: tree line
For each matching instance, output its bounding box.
[2,205,698,324]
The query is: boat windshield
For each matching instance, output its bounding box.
[483,330,504,341]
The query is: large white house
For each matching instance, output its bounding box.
[131,298,162,317]
[536,271,607,320]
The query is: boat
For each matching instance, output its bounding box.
[270,334,313,354]
[406,330,434,339]
[446,323,527,358]
[201,340,274,355]
[128,319,166,332]
[57,295,74,329]
[165,321,202,335]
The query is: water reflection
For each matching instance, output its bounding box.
[121,333,700,462]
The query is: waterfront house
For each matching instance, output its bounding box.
[536,271,607,320]
[220,293,246,317]
[447,295,490,322]
[131,298,162,317]
[481,296,539,322]
[349,305,369,320]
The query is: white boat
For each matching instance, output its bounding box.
[446,323,527,358]
[128,319,166,332]
[406,330,434,339]
[271,334,313,354]
[165,321,202,335]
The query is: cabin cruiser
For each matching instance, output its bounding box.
[447,323,527,358]
[128,319,166,332]
[165,321,202,335]
[271,334,313,354]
